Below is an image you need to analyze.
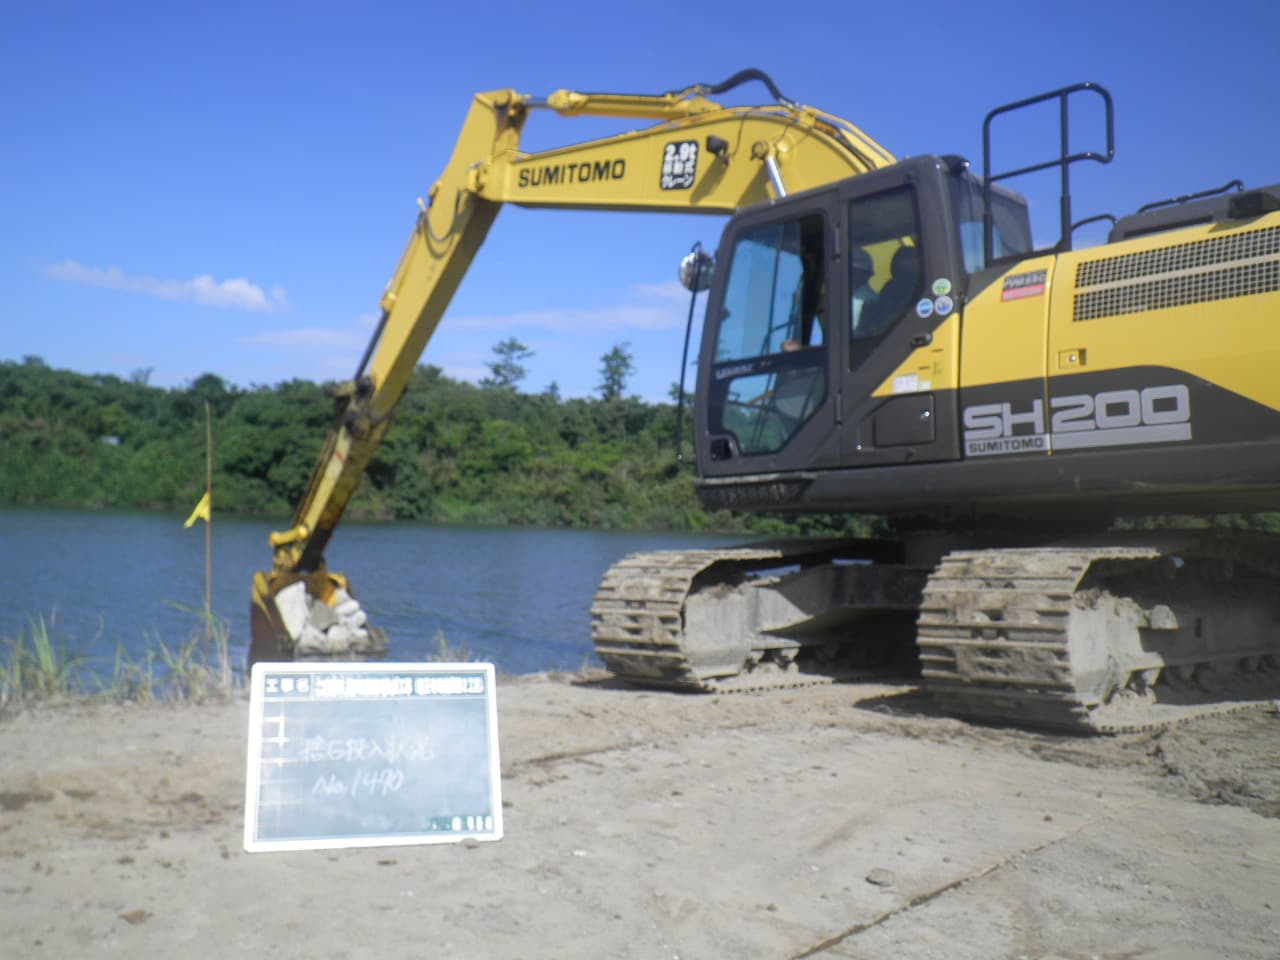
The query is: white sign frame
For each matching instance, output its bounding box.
[244,661,502,853]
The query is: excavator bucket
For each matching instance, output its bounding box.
[249,569,387,666]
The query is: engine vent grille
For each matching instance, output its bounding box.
[1073,225,1280,322]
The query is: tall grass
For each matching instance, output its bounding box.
[158,603,235,701]
[425,629,474,663]
[0,613,85,707]
[0,607,239,710]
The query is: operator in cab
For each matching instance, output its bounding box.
[849,247,880,337]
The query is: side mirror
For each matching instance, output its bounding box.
[678,249,715,293]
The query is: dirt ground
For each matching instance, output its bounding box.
[2,675,1278,959]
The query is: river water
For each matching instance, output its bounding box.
[0,508,744,680]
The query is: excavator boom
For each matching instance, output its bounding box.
[249,71,893,663]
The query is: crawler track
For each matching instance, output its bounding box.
[593,533,1280,732]
[591,540,918,693]
[918,536,1280,732]
[591,547,776,690]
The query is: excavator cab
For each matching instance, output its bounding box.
[693,155,1034,513]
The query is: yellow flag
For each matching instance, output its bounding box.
[184,491,211,528]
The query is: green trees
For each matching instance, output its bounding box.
[597,342,634,401]
[479,338,534,392]
[0,355,876,536]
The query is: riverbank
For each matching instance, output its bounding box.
[2,674,1278,958]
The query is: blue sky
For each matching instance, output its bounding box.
[3,0,1276,402]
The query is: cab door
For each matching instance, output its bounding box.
[697,194,845,478]
[836,162,964,466]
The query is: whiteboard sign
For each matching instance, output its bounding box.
[244,662,502,853]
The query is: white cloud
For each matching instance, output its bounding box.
[239,322,376,385]
[441,362,491,383]
[432,349,489,384]
[449,280,694,333]
[46,260,288,313]
[242,327,366,350]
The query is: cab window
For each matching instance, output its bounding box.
[949,173,1033,273]
[709,213,826,455]
[848,188,922,350]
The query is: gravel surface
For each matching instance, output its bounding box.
[2,676,1277,959]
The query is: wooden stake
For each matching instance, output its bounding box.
[204,400,213,651]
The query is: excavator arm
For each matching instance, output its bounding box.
[248,70,894,664]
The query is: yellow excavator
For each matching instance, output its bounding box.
[251,70,1280,732]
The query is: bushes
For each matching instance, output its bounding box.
[0,357,878,536]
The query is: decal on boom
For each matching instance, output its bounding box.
[517,159,627,188]
[660,141,698,190]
